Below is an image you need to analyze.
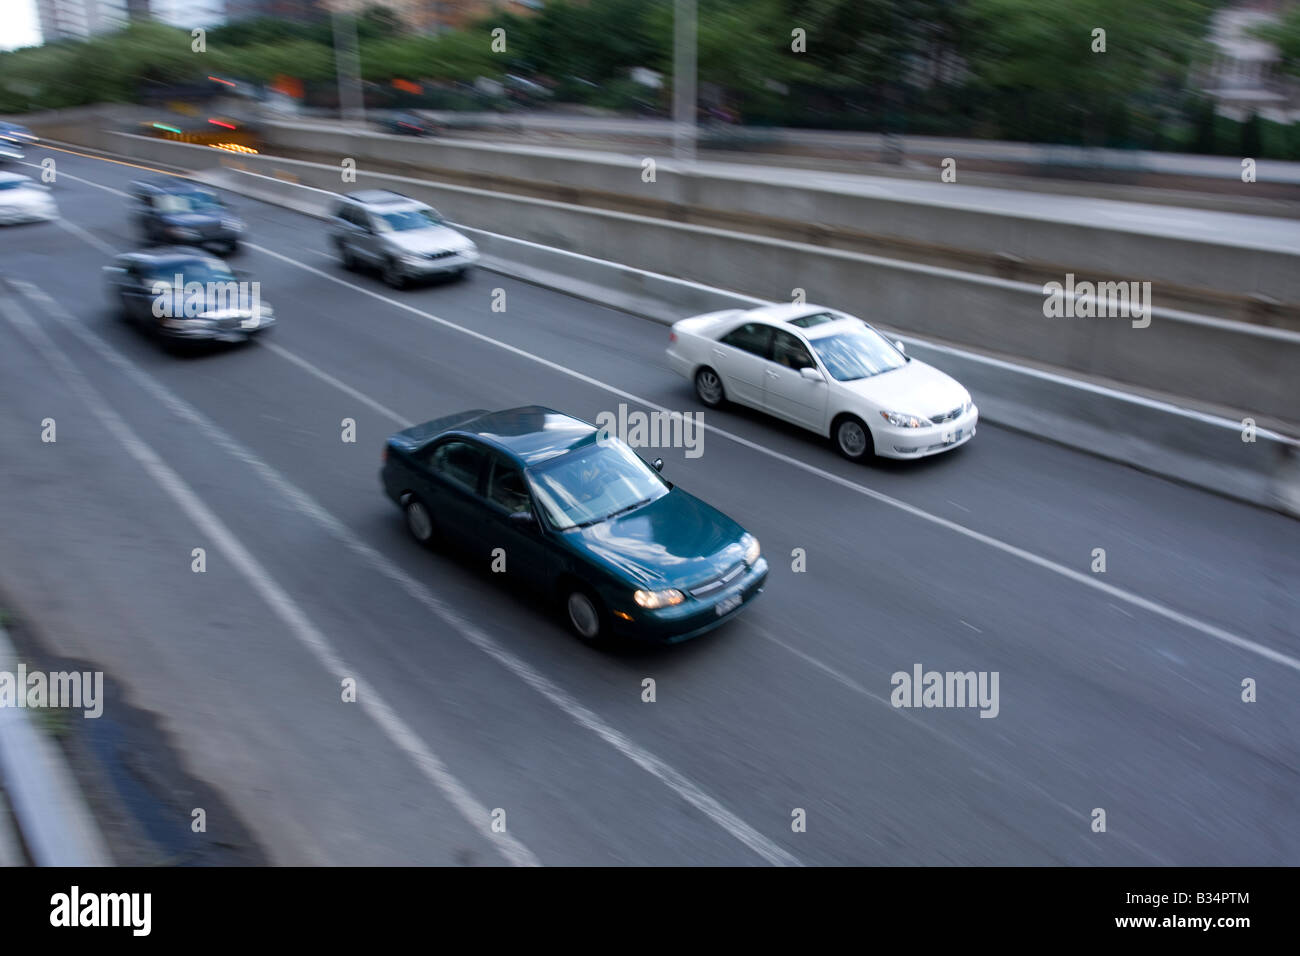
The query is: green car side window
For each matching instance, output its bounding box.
[430,440,485,494]
[486,458,531,514]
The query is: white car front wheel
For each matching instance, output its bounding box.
[834,415,874,462]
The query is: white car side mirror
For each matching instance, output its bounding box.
[894,340,906,353]
[799,366,823,382]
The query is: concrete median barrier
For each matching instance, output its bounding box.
[183,162,1300,515]
[254,121,1300,308]
[109,135,1296,424]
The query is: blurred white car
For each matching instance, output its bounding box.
[0,172,58,224]
[666,303,977,461]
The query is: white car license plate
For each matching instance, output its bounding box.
[715,593,743,617]
[943,428,962,445]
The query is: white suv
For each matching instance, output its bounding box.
[329,190,478,288]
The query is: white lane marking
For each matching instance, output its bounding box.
[27,163,131,200]
[244,246,1300,679]
[751,624,1173,864]
[13,280,802,868]
[49,164,1300,676]
[0,289,540,869]
[259,339,410,426]
[56,217,118,256]
[75,299,1169,865]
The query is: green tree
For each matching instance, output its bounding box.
[1254,4,1300,78]
[960,0,1216,144]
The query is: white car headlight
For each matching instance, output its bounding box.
[633,588,686,609]
[743,535,761,566]
[881,411,928,428]
[222,217,244,231]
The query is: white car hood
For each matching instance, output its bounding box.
[385,224,471,255]
[836,359,969,418]
[0,187,48,207]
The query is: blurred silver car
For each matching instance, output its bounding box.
[0,172,57,223]
[329,189,478,288]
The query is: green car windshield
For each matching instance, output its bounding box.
[527,440,667,530]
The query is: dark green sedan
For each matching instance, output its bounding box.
[381,407,768,644]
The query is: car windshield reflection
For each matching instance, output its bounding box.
[810,327,907,382]
[527,440,667,530]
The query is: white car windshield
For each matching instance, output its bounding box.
[810,326,907,381]
[527,440,667,530]
[376,208,442,232]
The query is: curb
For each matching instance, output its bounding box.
[0,624,112,866]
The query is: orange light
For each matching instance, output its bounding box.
[271,75,304,100]
[392,78,422,95]
[208,76,236,87]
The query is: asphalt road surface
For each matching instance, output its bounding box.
[0,146,1296,865]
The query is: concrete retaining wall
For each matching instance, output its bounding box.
[97,132,1297,424]
[256,121,1300,305]
[192,162,1300,516]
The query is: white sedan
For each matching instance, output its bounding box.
[666,304,978,461]
[0,172,58,225]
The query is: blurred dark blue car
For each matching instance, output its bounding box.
[129,178,245,254]
[381,407,767,644]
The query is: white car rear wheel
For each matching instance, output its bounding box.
[694,367,725,407]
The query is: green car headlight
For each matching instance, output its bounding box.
[634,588,686,609]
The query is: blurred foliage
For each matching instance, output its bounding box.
[959,0,1217,145]
[1,0,1296,157]
[1255,3,1300,79]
